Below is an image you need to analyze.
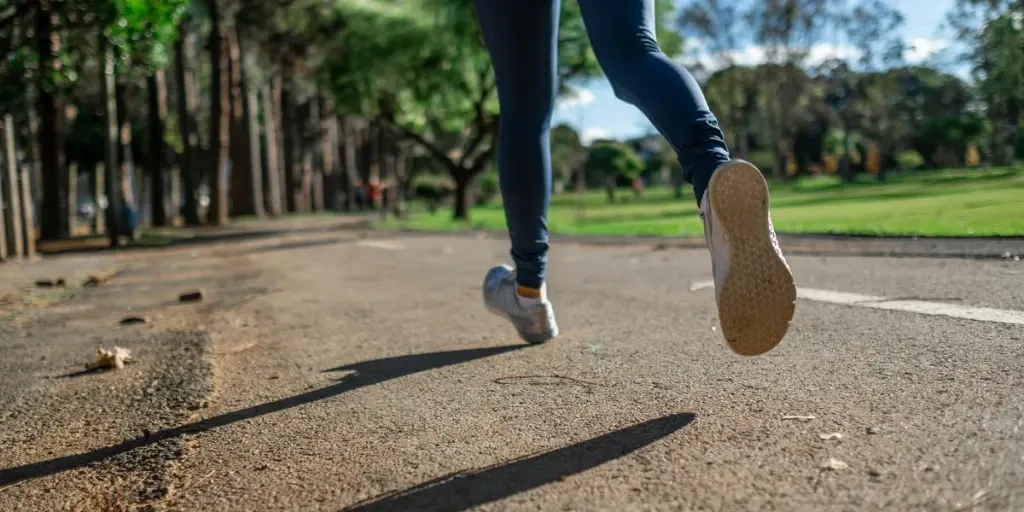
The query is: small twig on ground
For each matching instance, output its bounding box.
[0,480,27,493]
[493,374,605,387]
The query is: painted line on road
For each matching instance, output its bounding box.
[689,280,1024,326]
[355,240,405,250]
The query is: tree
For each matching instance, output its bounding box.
[745,0,832,180]
[584,140,643,204]
[949,0,1024,165]
[550,123,586,192]
[174,23,203,225]
[322,0,680,220]
[206,0,230,225]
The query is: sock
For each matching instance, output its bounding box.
[516,284,545,305]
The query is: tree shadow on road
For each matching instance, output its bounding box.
[342,412,695,512]
[0,345,525,486]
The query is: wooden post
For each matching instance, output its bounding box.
[19,165,37,258]
[94,163,105,234]
[3,114,23,260]
[20,165,36,258]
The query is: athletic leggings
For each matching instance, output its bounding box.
[474,0,730,289]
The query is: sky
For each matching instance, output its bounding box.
[552,0,958,144]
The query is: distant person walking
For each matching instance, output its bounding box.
[475,0,796,355]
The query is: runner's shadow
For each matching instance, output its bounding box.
[0,345,525,486]
[343,412,695,512]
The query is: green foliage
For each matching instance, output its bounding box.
[475,169,500,206]
[585,140,644,181]
[107,0,192,73]
[896,150,925,170]
[550,123,586,187]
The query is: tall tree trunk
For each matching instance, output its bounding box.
[147,70,169,226]
[261,84,282,216]
[115,81,139,238]
[392,150,407,216]
[227,27,257,217]
[26,93,43,217]
[67,162,77,234]
[307,98,321,212]
[341,116,358,211]
[2,114,23,259]
[93,163,105,234]
[246,86,264,217]
[207,0,230,225]
[35,4,67,240]
[452,171,471,220]
[100,39,121,246]
[773,139,788,182]
[281,85,299,213]
[174,25,201,226]
[320,105,339,210]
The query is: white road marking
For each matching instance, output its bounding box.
[689,280,1024,326]
[355,240,404,250]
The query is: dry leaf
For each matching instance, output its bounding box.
[818,432,844,440]
[782,415,816,421]
[821,458,849,471]
[85,347,135,371]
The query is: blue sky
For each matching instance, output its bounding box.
[552,0,958,143]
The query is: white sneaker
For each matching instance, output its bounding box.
[482,265,559,344]
[701,160,796,356]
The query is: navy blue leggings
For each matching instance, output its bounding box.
[474,0,730,289]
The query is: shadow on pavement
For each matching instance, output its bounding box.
[342,412,696,512]
[0,345,525,486]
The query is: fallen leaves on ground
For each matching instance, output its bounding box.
[86,347,135,371]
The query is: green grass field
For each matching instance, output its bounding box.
[390,167,1024,237]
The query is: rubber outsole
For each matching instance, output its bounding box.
[708,161,797,356]
[485,305,558,345]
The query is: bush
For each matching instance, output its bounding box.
[475,170,500,206]
[896,150,925,170]
[411,174,454,213]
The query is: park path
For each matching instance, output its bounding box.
[1,227,1023,511]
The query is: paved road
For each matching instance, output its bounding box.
[1,229,1022,511]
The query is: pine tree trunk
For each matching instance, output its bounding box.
[320,104,338,211]
[207,0,230,225]
[308,99,322,212]
[281,85,299,213]
[174,25,201,226]
[261,84,282,216]
[100,39,121,246]
[246,86,265,217]
[2,114,23,259]
[341,116,358,211]
[115,81,139,239]
[227,28,257,217]
[147,70,169,226]
[35,4,67,240]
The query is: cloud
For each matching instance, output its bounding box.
[580,127,611,145]
[556,87,596,110]
[683,40,861,72]
[905,38,951,63]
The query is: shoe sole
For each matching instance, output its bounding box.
[708,161,797,356]
[485,305,559,344]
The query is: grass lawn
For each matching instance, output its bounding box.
[388,167,1024,237]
